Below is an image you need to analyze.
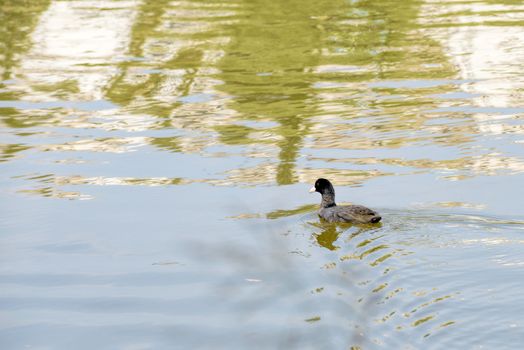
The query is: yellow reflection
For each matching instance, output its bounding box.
[412,315,434,327]
[0,143,30,162]
[266,204,318,220]
[438,201,484,209]
[18,187,92,200]
[311,152,524,178]
[17,173,186,199]
[305,316,321,323]
[313,224,341,251]
[42,137,149,153]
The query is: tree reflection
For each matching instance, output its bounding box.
[216,0,330,184]
[216,0,456,185]
[0,0,50,162]
[3,0,522,192]
[0,0,50,81]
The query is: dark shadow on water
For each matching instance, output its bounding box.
[308,220,383,251]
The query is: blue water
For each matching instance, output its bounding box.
[1,0,524,349]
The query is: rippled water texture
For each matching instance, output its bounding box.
[1,0,524,349]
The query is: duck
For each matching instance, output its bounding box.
[309,178,381,224]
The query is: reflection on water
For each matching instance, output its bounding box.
[1,0,524,348]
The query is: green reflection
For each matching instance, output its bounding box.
[0,0,52,134]
[150,136,182,153]
[215,0,456,185]
[217,0,328,184]
[314,224,341,251]
[310,221,381,251]
[3,0,519,190]
[266,204,318,219]
[0,0,50,161]
[105,0,210,119]
[0,0,51,81]
[0,143,29,162]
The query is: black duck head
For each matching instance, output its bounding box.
[309,178,335,195]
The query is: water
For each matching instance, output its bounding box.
[1,0,524,348]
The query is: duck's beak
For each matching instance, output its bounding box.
[309,186,316,193]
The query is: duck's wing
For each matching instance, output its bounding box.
[335,205,378,221]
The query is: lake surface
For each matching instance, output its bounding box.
[1,0,524,348]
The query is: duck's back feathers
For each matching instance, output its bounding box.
[319,204,381,224]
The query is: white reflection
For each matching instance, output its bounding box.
[420,0,524,178]
[17,0,139,100]
[421,1,524,113]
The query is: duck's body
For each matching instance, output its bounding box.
[318,204,381,224]
[310,178,381,224]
